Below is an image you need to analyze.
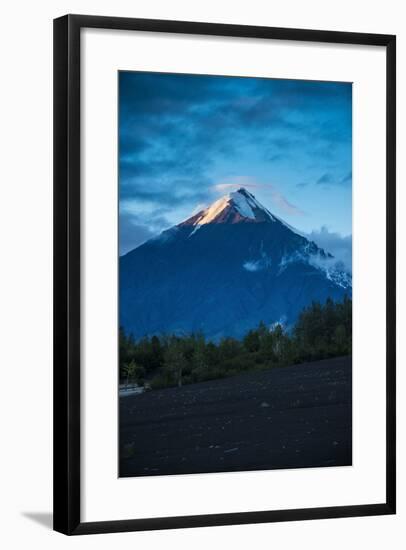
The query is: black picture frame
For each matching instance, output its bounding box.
[53,14,396,535]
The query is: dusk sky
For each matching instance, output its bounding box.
[119,71,352,264]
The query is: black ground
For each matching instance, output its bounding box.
[119,356,352,477]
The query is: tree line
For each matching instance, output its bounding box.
[120,296,351,390]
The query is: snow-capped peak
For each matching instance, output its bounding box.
[180,188,276,232]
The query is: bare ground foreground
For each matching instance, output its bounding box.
[119,356,352,477]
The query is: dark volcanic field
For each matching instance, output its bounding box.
[119,356,352,477]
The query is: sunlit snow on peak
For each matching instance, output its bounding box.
[193,195,231,226]
[189,188,275,235]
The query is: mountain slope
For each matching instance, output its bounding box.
[120,188,351,340]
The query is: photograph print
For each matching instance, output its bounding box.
[118,71,352,477]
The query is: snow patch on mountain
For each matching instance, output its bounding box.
[192,195,231,227]
[243,257,272,272]
[278,249,307,273]
[243,239,273,272]
[231,191,256,219]
[231,189,276,222]
[243,247,272,272]
[278,245,351,289]
[307,253,351,289]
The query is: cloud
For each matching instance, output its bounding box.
[120,72,352,206]
[316,170,352,187]
[307,226,352,272]
[119,214,156,256]
[316,173,335,185]
[120,176,212,208]
[212,179,305,217]
[267,153,285,162]
[212,179,266,192]
[270,189,305,216]
[341,171,352,184]
[119,210,171,255]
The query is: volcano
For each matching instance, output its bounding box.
[120,188,351,340]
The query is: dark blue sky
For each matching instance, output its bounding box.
[119,71,352,260]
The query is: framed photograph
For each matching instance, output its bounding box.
[53,14,396,535]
